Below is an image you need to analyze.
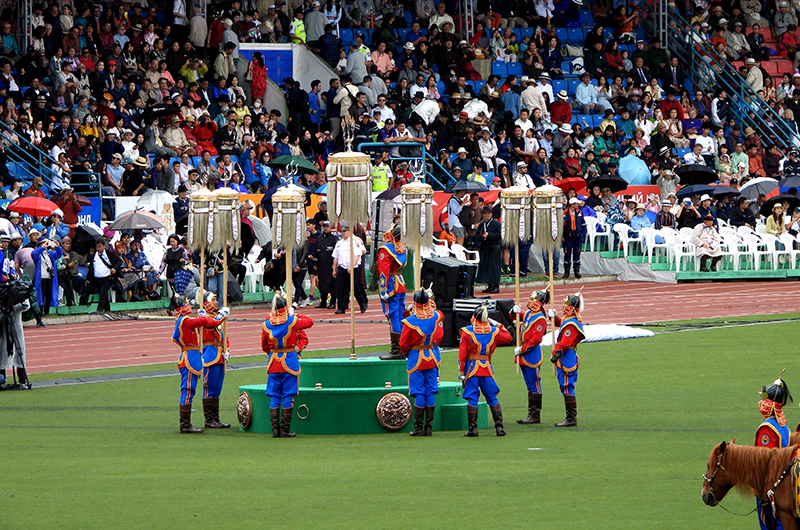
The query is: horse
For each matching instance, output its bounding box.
[789,424,800,446]
[702,440,800,530]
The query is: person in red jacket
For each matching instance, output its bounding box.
[172,295,229,434]
[510,289,560,425]
[659,89,682,120]
[458,304,513,437]
[199,291,231,429]
[551,90,572,127]
[550,292,586,427]
[262,290,314,437]
[754,375,792,529]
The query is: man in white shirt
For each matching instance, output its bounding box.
[514,161,535,188]
[85,239,120,313]
[372,95,396,122]
[411,94,439,126]
[521,80,547,120]
[683,143,706,165]
[694,124,716,159]
[515,108,533,134]
[332,224,368,314]
[538,72,553,104]
[428,3,454,30]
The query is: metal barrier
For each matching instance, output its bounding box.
[355,142,456,190]
[0,120,100,197]
[664,7,800,150]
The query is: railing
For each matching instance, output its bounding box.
[0,120,100,197]
[665,7,800,150]
[356,141,456,190]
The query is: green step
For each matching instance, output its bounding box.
[677,270,788,281]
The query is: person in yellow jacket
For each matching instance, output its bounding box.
[371,151,393,191]
[289,11,306,44]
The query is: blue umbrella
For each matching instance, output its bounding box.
[779,176,800,194]
[618,155,651,186]
[313,183,327,194]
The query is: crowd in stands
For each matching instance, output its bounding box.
[0,0,799,314]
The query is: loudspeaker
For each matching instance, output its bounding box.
[420,256,477,309]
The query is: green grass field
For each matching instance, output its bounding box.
[3,317,799,529]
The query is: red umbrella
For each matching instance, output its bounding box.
[555,177,587,193]
[49,192,93,206]
[8,196,59,217]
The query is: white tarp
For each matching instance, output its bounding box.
[541,324,655,346]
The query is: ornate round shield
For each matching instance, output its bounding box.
[237,392,253,430]
[375,392,412,431]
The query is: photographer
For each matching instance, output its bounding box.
[31,237,63,320]
[56,236,87,307]
[82,238,122,313]
[676,197,702,229]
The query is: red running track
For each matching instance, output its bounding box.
[24,280,798,374]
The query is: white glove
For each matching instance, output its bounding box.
[458,372,465,381]
[548,309,557,318]
[289,306,295,315]
[380,293,389,301]
[488,318,500,327]
[198,308,207,317]
[223,351,230,360]
[511,304,522,314]
[514,347,522,356]
[218,307,230,318]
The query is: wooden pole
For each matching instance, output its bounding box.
[414,239,421,292]
[285,245,293,310]
[199,245,205,353]
[222,247,228,372]
[549,246,557,377]
[349,231,356,360]
[514,237,520,375]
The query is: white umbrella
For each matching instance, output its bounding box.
[248,214,272,246]
[136,190,175,216]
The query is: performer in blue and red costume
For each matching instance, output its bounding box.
[458,304,513,437]
[172,295,229,434]
[399,288,444,436]
[378,226,407,361]
[262,290,314,438]
[754,374,792,530]
[550,292,586,427]
[199,291,231,429]
[511,289,560,425]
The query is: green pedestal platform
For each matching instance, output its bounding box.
[238,358,488,434]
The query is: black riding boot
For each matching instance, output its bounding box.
[270,408,281,438]
[563,263,571,279]
[424,405,435,436]
[517,392,541,424]
[465,405,479,436]
[574,263,582,279]
[409,406,425,436]
[380,332,405,360]
[554,395,577,427]
[179,404,203,434]
[211,397,230,428]
[280,407,296,437]
[491,404,506,436]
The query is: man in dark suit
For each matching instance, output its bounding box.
[474,205,502,294]
[82,239,122,313]
[661,56,685,94]
[630,56,650,88]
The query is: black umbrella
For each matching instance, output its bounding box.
[779,176,800,188]
[375,188,402,201]
[446,180,489,193]
[141,103,180,121]
[676,184,715,199]
[760,193,800,217]
[586,174,628,193]
[73,223,104,248]
[675,164,718,185]
[711,185,740,196]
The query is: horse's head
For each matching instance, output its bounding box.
[702,440,735,506]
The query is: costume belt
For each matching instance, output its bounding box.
[413,344,435,350]
[204,341,226,347]
[181,345,202,352]
[466,354,489,361]
[271,347,296,353]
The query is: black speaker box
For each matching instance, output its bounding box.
[420,256,477,309]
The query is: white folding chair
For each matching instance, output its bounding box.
[671,232,695,272]
[450,243,480,264]
[781,233,800,269]
[760,233,791,269]
[744,234,773,270]
[613,223,644,257]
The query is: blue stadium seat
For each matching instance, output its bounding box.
[436,81,446,96]
[512,28,522,40]
[404,11,413,26]
[470,81,482,93]
[554,27,568,42]
[604,29,615,41]
[520,28,534,39]
[567,28,583,43]
[677,148,691,158]
[592,115,604,128]
[6,162,19,180]
[552,79,568,94]
[492,62,508,76]
[398,28,410,42]
[340,29,353,43]
[561,61,574,76]
[192,156,202,166]
[571,115,592,127]
[506,62,523,76]
[567,78,582,95]
[229,155,239,164]
[579,10,594,25]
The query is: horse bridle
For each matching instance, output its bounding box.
[703,450,759,517]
